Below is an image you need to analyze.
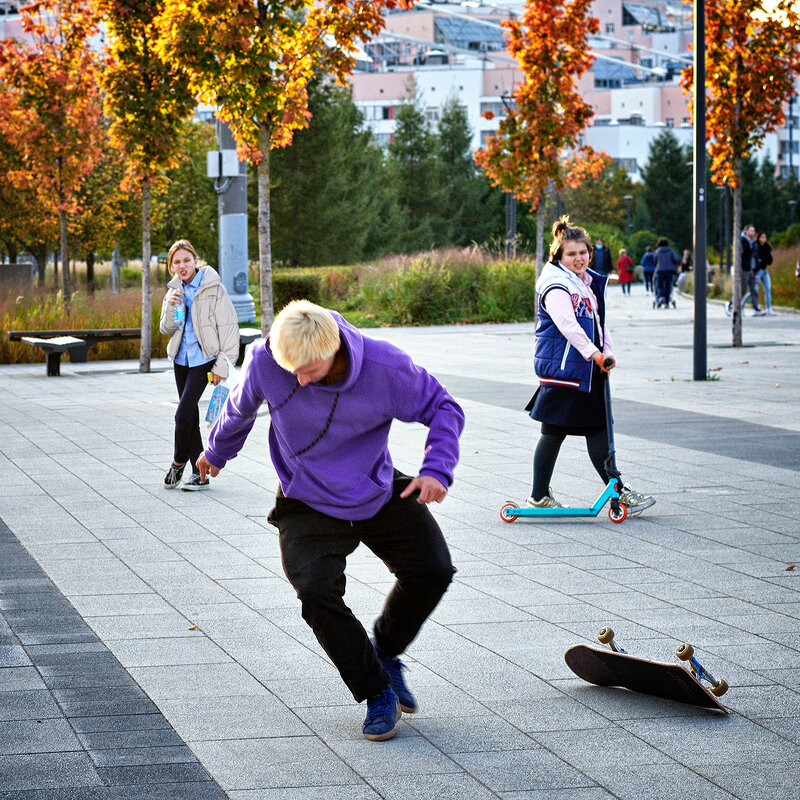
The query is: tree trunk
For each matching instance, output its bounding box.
[86,250,95,294]
[535,198,546,281]
[53,249,59,289]
[59,210,70,303]
[30,243,47,286]
[4,240,18,264]
[258,123,273,335]
[139,180,152,373]
[730,165,743,348]
[112,239,120,294]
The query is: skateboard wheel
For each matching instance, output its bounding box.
[608,505,627,523]
[676,642,694,661]
[597,626,615,644]
[500,502,518,523]
[711,679,729,697]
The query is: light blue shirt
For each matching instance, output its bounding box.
[174,269,207,367]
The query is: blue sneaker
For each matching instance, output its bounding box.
[373,639,417,713]
[362,686,401,741]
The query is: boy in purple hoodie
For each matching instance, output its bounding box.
[197,300,464,741]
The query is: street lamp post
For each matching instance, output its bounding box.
[623,195,633,237]
[789,199,798,224]
[692,0,707,381]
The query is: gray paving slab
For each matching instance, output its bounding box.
[1,290,799,798]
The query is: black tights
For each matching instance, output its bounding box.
[531,430,611,501]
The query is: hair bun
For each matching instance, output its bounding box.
[552,215,571,238]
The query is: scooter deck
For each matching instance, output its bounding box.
[565,644,728,713]
[501,479,624,522]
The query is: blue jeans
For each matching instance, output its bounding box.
[754,269,772,309]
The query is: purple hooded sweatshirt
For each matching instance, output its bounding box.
[205,312,464,521]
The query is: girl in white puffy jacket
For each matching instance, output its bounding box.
[159,239,239,491]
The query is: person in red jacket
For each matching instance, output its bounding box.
[617,248,634,295]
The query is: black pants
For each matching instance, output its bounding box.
[655,272,674,305]
[644,272,654,292]
[532,429,610,501]
[271,473,455,702]
[173,360,214,474]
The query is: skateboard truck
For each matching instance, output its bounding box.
[597,626,627,654]
[675,643,729,697]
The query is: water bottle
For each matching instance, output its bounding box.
[173,299,186,327]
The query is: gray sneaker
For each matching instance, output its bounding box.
[164,462,185,489]
[752,310,766,317]
[526,489,563,508]
[618,485,655,516]
[181,473,210,491]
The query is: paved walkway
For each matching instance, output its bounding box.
[2,285,799,799]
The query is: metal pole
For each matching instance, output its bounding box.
[693,0,707,381]
[505,191,516,260]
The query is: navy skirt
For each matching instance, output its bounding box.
[526,365,606,435]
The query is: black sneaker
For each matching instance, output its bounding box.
[373,639,417,713]
[181,473,210,491]
[164,462,185,489]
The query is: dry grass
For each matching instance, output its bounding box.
[0,287,168,364]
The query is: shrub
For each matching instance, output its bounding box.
[0,288,167,364]
[628,230,658,264]
[273,270,323,310]
[773,223,800,250]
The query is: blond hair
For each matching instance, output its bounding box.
[270,300,341,372]
[167,239,199,273]
[549,215,592,263]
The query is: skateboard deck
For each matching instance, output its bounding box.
[565,643,728,713]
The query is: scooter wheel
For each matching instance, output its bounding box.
[500,502,519,523]
[608,505,627,523]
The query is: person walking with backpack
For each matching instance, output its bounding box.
[641,246,656,295]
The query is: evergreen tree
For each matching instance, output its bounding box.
[640,129,693,251]
[559,163,635,232]
[387,79,445,251]
[268,81,389,266]
[437,95,501,246]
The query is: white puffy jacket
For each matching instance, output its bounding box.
[159,265,240,379]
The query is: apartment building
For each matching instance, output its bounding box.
[349,0,792,179]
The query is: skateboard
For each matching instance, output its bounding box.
[564,626,729,713]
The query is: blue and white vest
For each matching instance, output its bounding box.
[533,261,608,393]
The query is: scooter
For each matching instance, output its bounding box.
[500,364,628,524]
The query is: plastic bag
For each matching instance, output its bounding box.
[205,356,238,427]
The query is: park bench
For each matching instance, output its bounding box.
[237,327,262,366]
[8,328,142,376]
[9,327,264,375]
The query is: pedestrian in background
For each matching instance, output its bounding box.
[592,237,612,276]
[641,245,656,295]
[755,232,776,315]
[616,248,634,295]
[159,239,239,491]
[654,237,679,308]
[727,225,764,317]
[677,249,693,292]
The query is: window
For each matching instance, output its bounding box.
[382,106,393,120]
[606,23,615,34]
[666,118,674,127]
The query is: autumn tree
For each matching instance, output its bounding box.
[98,0,196,373]
[0,0,103,302]
[475,0,608,272]
[155,0,412,333]
[682,0,800,347]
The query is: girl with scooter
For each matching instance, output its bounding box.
[524,216,655,516]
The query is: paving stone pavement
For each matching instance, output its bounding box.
[1,285,799,799]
